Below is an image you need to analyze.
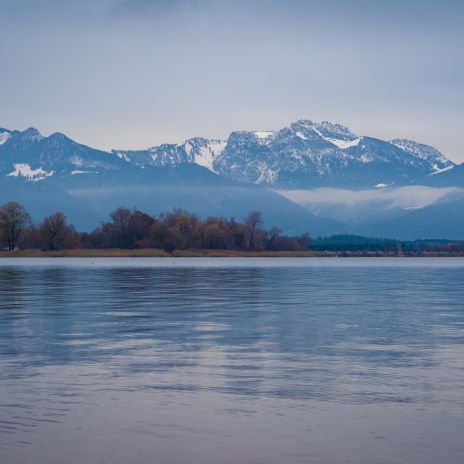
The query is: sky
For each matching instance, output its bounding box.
[1,0,463,161]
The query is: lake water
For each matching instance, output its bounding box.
[1,258,463,464]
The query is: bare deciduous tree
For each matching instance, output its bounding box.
[0,202,31,250]
[245,210,263,250]
[39,212,67,250]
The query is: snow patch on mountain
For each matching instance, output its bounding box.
[192,139,227,171]
[256,166,278,184]
[0,131,11,146]
[325,137,361,149]
[114,152,131,162]
[427,165,455,176]
[71,170,93,175]
[7,163,54,181]
[253,131,276,141]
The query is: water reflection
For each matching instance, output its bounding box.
[0,259,464,464]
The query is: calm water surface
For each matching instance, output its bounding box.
[0,258,463,464]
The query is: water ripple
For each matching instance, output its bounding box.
[0,258,463,463]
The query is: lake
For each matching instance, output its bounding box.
[1,258,463,463]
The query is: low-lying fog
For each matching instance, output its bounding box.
[278,186,463,224]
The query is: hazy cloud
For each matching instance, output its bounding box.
[279,186,464,222]
[281,187,462,208]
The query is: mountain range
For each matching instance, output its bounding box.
[1,120,463,239]
[115,120,458,189]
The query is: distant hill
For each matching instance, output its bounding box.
[355,191,464,240]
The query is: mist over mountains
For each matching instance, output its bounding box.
[1,120,463,239]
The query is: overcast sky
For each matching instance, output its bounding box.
[1,0,463,161]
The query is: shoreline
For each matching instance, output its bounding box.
[1,249,463,258]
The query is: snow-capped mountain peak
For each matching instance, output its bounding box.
[278,119,360,150]
[212,120,457,189]
[315,121,357,141]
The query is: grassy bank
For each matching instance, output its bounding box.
[0,248,321,258]
[0,248,322,258]
[0,248,169,258]
[1,249,463,258]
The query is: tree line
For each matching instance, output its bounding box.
[2,202,463,254]
[312,234,464,254]
[0,202,310,252]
